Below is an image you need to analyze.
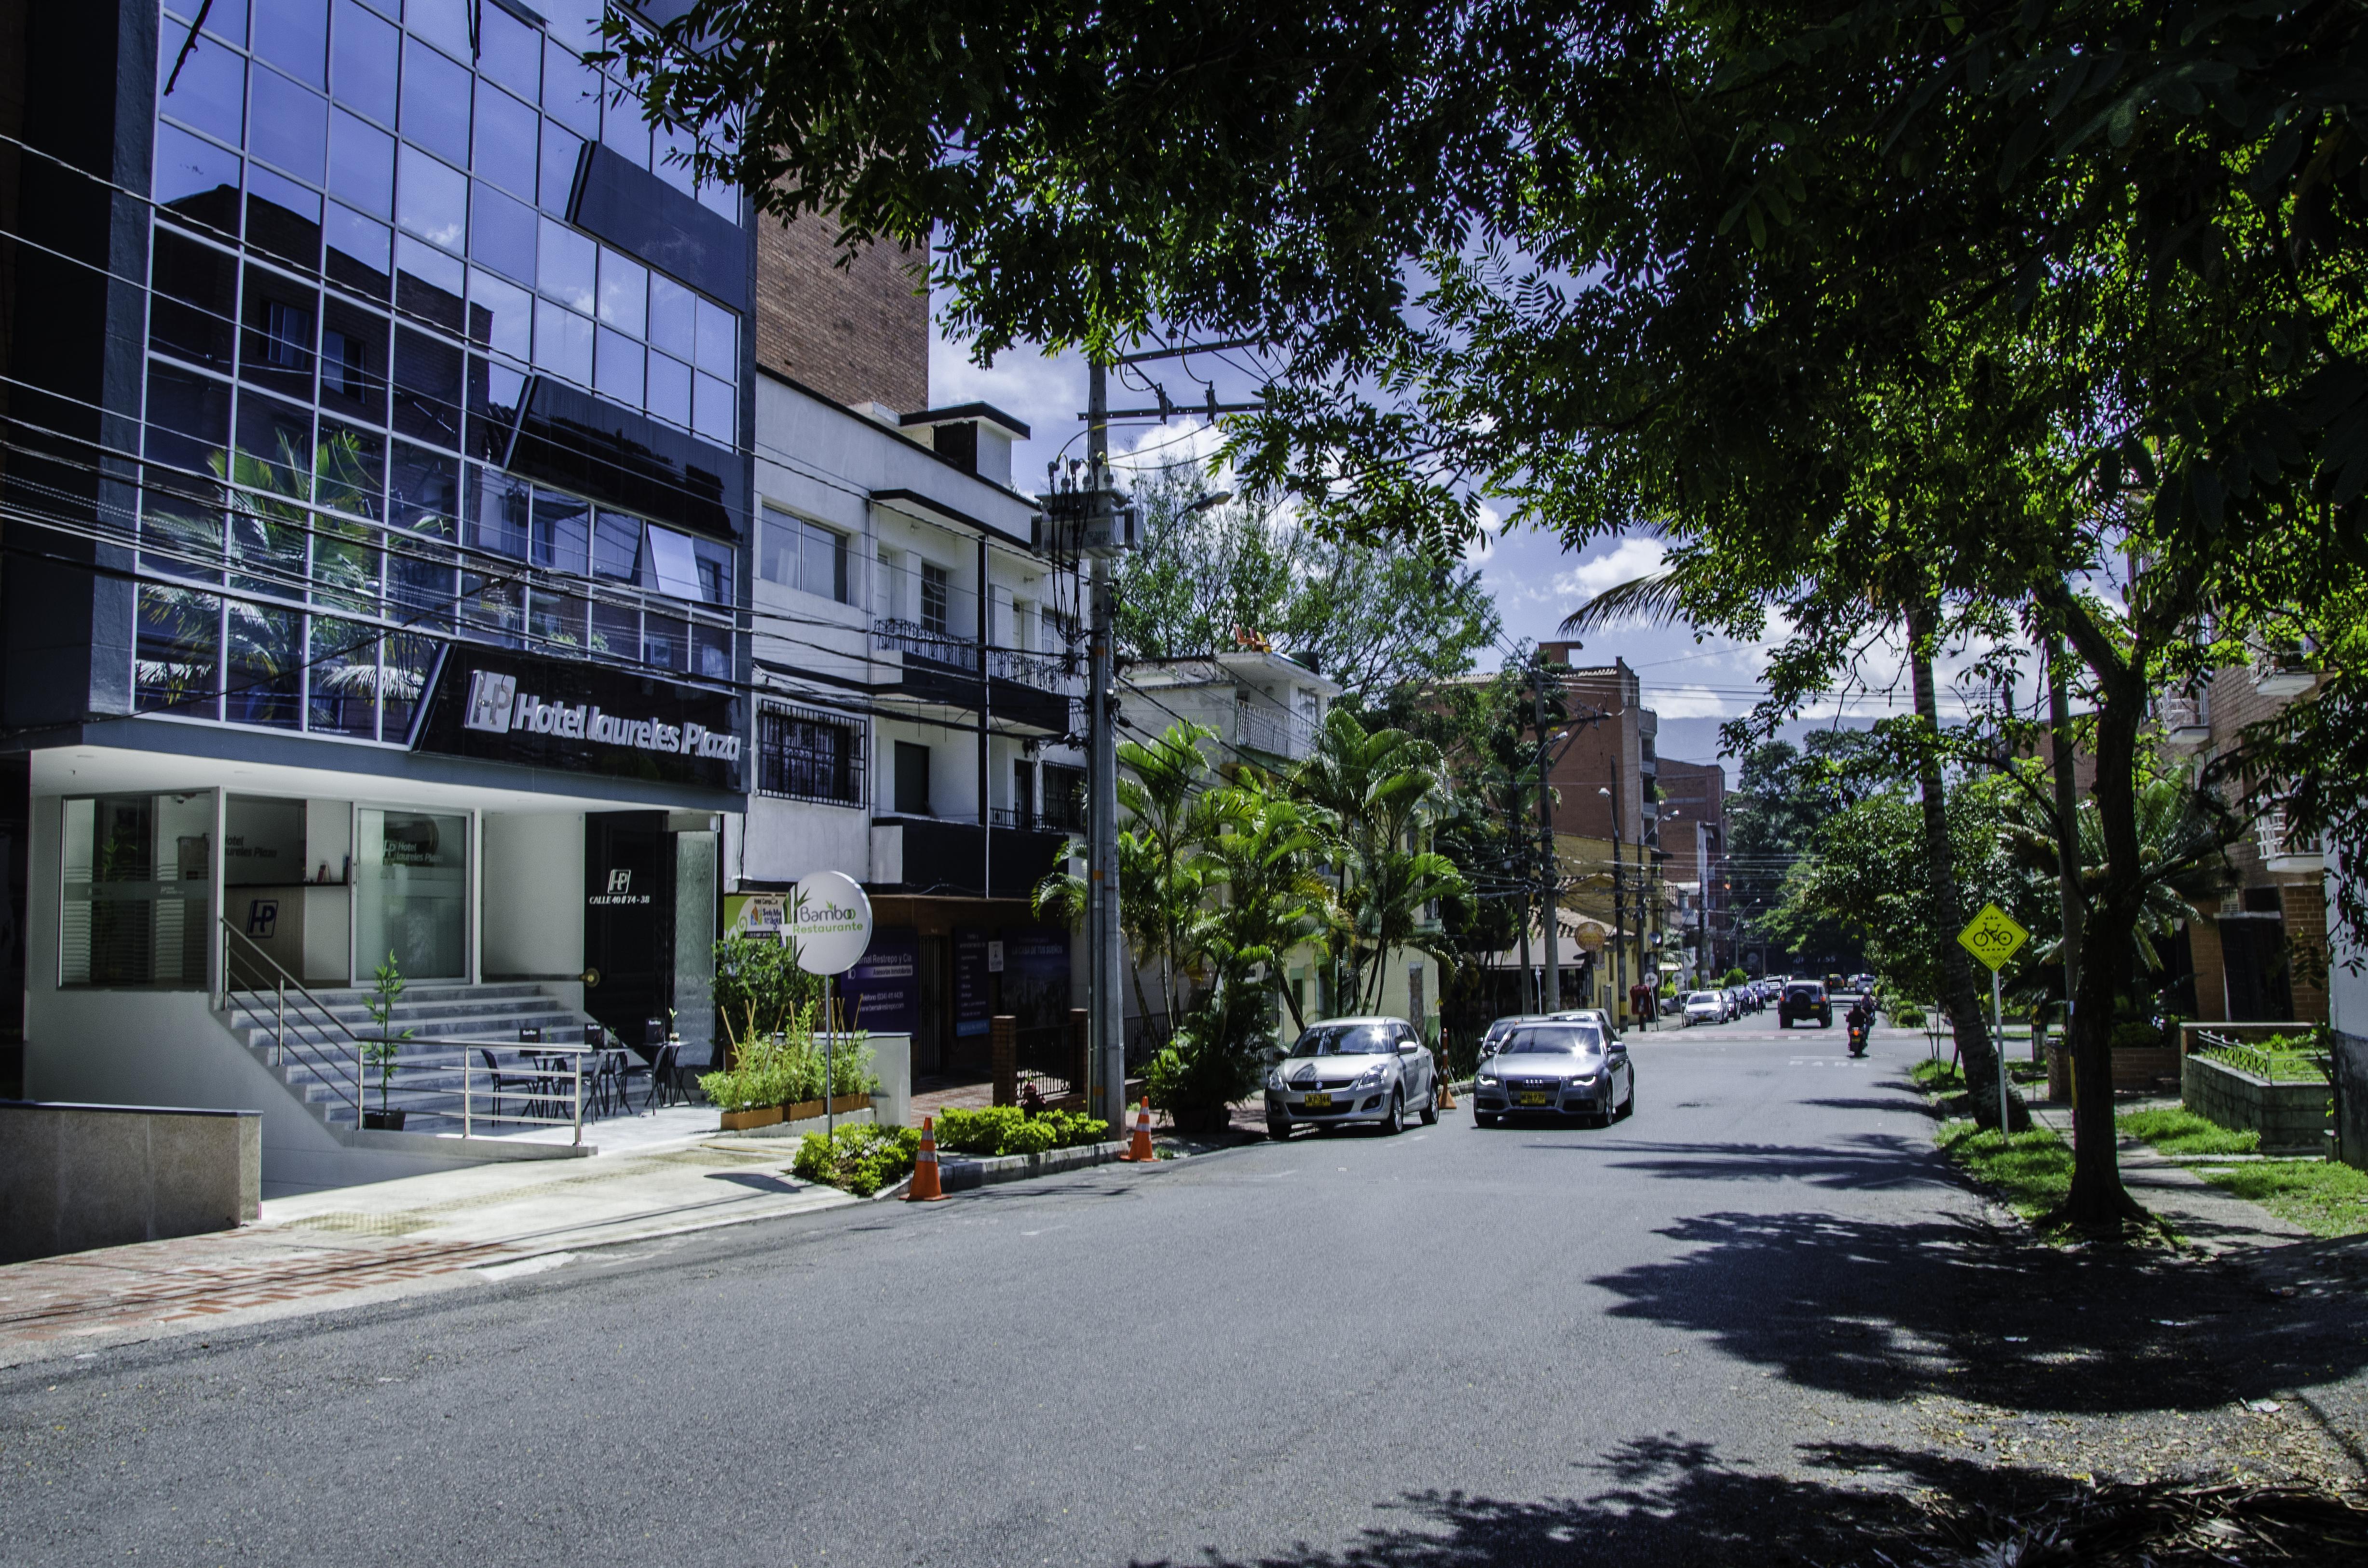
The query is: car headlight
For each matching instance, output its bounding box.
[1354,1062,1390,1087]
[1265,1068,1286,1092]
[1476,1072,1498,1087]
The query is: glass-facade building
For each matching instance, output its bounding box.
[1,1,756,1170]
[136,0,744,742]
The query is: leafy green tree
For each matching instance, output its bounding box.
[1775,781,2016,1015]
[1116,459,1500,703]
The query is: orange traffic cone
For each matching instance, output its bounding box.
[1120,1096,1156,1162]
[905,1117,947,1201]
[1437,1073,1456,1111]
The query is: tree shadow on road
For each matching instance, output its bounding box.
[1531,1133,1960,1192]
[1123,1433,2097,1568]
[1586,1208,2368,1415]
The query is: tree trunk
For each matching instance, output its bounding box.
[2056,622,2148,1225]
[1907,600,2022,1131]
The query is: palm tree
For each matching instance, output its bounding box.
[2001,770,2239,997]
[1194,776,1336,1032]
[1290,707,1463,1011]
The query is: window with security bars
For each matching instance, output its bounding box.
[756,703,866,806]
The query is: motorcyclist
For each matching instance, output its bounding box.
[1845,994,1873,1050]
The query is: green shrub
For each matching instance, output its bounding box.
[2110,1020,2165,1051]
[2117,1107,2260,1157]
[934,1104,1112,1156]
[1894,1005,1928,1029]
[699,1033,882,1111]
[791,1122,922,1197]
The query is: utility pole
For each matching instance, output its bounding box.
[1608,766,1626,1025]
[1535,659,1561,1012]
[1086,359,1125,1128]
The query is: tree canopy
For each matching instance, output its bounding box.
[1115,459,1501,703]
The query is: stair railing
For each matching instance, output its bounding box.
[217,917,365,1124]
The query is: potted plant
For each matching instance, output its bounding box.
[360,950,413,1131]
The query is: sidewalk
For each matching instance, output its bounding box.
[0,1117,857,1367]
[2027,1099,2313,1253]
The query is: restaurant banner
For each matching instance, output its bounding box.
[953,927,992,1038]
[841,927,919,1035]
[412,647,743,791]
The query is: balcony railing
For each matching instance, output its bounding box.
[872,620,1073,695]
[1237,704,1315,758]
[989,647,1073,693]
[2256,803,2324,873]
[2157,690,2212,748]
[2250,641,2319,698]
[874,618,978,672]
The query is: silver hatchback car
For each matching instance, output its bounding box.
[1265,1017,1439,1139]
[1472,1018,1634,1127]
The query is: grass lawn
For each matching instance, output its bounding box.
[1936,1119,2075,1219]
[2117,1106,2261,1157]
[2197,1162,2368,1238]
[1911,1057,2047,1094]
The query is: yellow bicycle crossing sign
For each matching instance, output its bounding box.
[1957,903,2028,972]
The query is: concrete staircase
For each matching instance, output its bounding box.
[221,982,598,1135]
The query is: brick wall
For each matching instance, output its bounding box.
[754,210,928,413]
[2283,879,2329,1022]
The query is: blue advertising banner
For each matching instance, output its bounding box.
[1006,927,1071,1033]
[842,927,919,1035]
[953,927,992,1038]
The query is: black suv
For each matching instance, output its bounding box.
[1778,980,1832,1029]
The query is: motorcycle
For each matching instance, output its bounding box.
[1846,1017,1869,1057]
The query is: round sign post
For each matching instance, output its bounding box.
[791,871,874,1137]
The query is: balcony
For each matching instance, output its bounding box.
[869,813,1073,899]
[871,618,1075,733]
[2250,642,2319,700]
[1235,704,1316,760]
[2256,804,2324,875]
[2157,690,2212,749]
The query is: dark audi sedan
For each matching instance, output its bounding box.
[1472,1019,1633,1128]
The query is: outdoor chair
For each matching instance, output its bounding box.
[643,1042,681,1110]
[479,1048,538,1120]
[616,1047,654,1112]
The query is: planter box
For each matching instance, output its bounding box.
[781,1094,872,1122]
[2183,1052,2330,1156]
[719,1105,784,1132]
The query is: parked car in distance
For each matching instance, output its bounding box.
[1683,990,1726,1026]
[1266,1017,1438,1139]
[1779,980,1833,1028]
[1472,1018,1633,1127]
[1543,1007,1621,1036]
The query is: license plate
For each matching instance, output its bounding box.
[1514,1091,1553,1107]
[1300,1092,1332,1109]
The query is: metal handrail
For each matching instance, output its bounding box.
[2191,1030,2331,1083]
[218,917,365,1121]
[449,1037,588,1145]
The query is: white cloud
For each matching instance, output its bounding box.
[1645,683,1734,720]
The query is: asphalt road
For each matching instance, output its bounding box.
[4,1019,2361,1567]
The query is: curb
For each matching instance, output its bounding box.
[938,1139,1131,1192]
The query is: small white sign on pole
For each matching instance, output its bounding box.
[791,871,875,1139]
